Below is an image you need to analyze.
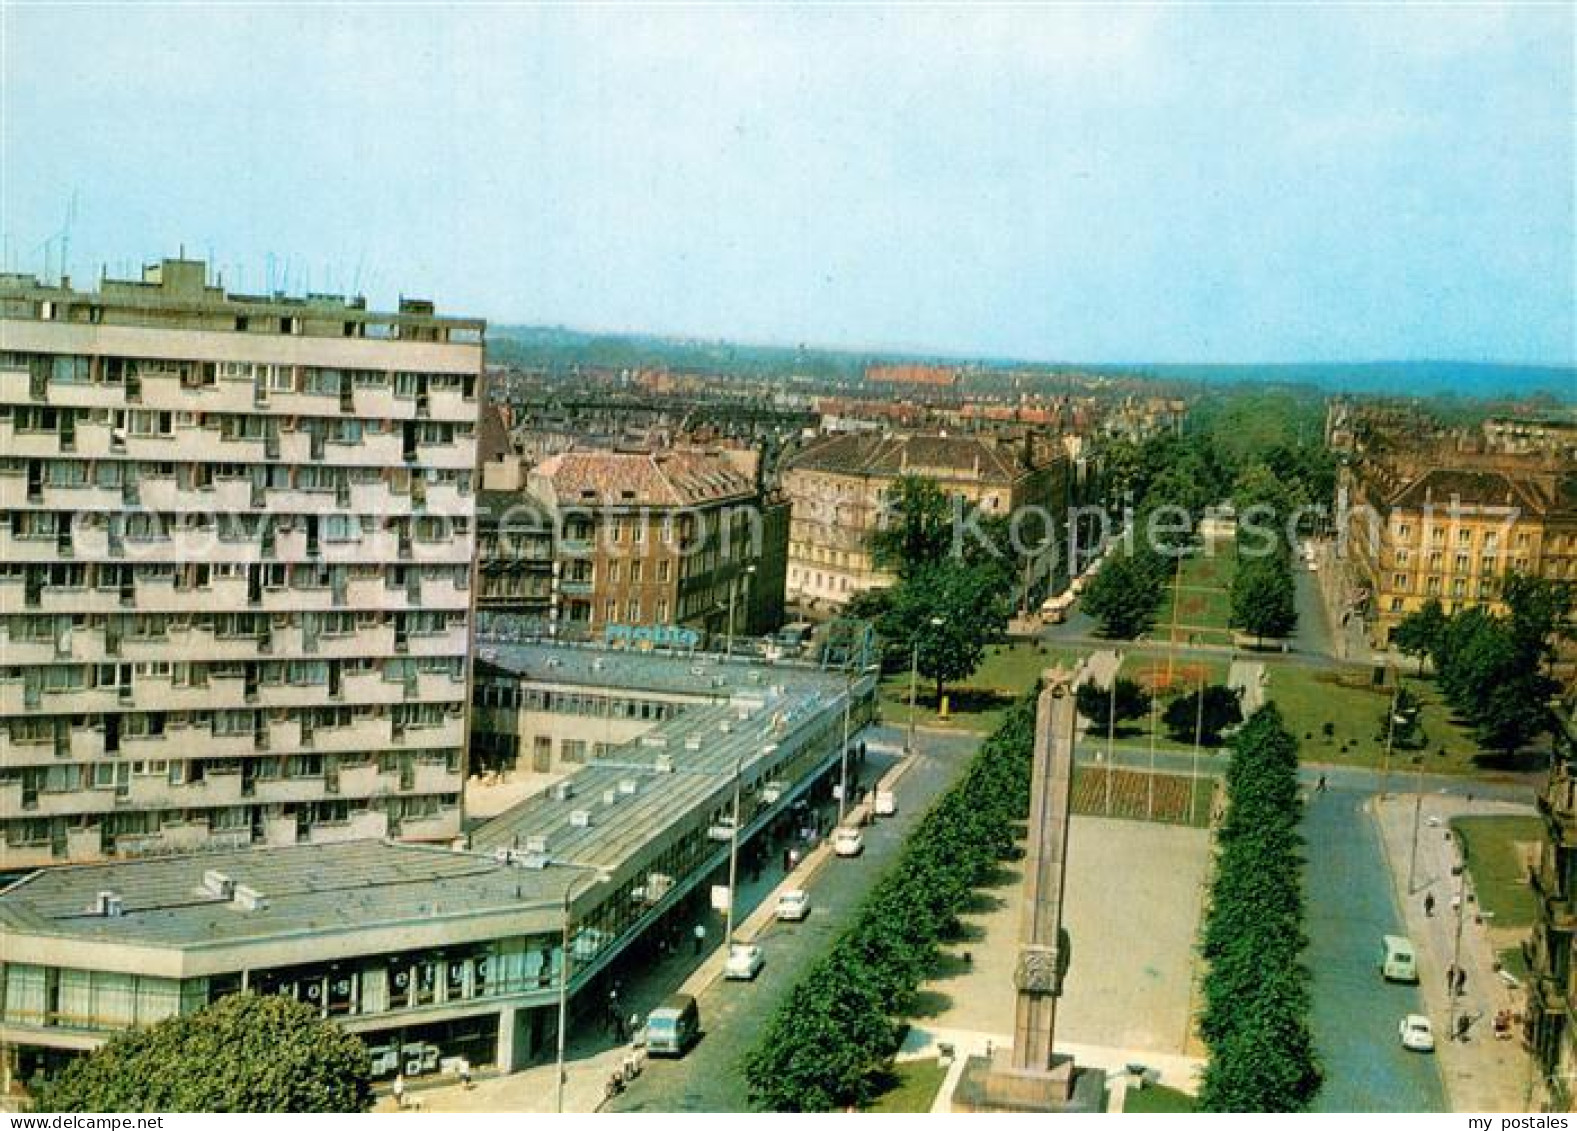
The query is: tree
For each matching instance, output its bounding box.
[1075,677,1152,729]
[869,475,952,580]
[879,561,1009,701]
[35,994,371,1113]
[1083,551,1164,639]
[1391,598,1446,673]
[1162,685,1244,746]
[1432,602,1560,757]
[1230,557,1297,643]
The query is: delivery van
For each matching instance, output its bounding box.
[644,993,700,1056]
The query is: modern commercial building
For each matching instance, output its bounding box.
[0,260,483,868]
[781,432,1070,613]
[523,448,787,642]
[0,643,875,1090]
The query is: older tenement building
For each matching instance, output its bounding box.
[0,260,482,867]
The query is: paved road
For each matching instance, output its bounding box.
[1303,781,1449,1112]
[607,727,982,1112]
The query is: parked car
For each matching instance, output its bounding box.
[1381,935,1418,983]
[1399,1014,1435,1052]
[873,789,897,817]
[724,942,764,981]
[833,827,864,857]
[645,994,700,1057]
[776,889,812,921]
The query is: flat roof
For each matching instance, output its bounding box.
[0,839,578,953]
[0,644,865,957]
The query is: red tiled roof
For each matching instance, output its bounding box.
[534,449,756,507]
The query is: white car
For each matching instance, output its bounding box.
[833,828,865,857]
[776,889,811,921]
[1399,1014,1435,1052]
[873,790,897,817]
[724,943,764,981]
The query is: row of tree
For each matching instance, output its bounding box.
[742,691,1039,1110]
[1198,704,1322,1111]
[1392,576,1572,755]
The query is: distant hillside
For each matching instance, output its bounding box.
[486,326,1573,403]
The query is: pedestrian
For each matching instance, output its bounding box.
[693,922,707,956]
[392,1073,407,1109]
[1446,964,1459,993]
[613,1012,627,1042]
[1316,775,1327,793]
[1424,892,1436,918]
[782,847,792,872]
[1455,968,1468,997]
[1456,1014,1471,1042]
[458,1058,473,1090]
[629,1012,642,1044]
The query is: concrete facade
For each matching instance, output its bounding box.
[0,260,482,867]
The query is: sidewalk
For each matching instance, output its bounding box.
[1372,793,1535,1111]
[380,746,920,1114]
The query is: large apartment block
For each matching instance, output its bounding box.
[0,259,483,867]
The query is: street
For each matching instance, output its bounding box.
[606,727,982,1112]
[1302,781,1448,1112]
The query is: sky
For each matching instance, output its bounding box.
[4,2,1573,367]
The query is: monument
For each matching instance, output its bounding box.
[952,666,1107,1112]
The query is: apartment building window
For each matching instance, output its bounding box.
[1454,553,1469,572]
[1451,578,1467,598]
[626,600,641,622]
[604,599,617,622]
[656,599,669,622]
[562,740,586,764]
[1394,522,1411,539]
[607,561,621,584]
[1431,529,1445,545]
[1457,529,1472,546]
[1429,552,1443,570]
[1426,576,1441,594]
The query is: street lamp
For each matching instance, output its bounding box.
[723,747,755,947]
[555,865,611,1114]
[724,564,757,658]
[908,616,945,756]
[837,668,862,827]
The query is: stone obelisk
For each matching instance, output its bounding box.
[952,665,1103,1112]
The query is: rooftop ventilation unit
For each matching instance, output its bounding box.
[93,890,124,917]
[646,872,674,902]
[719,721,732,734]
[233,885,267,912]
[684,736,702,751]
[619,778,638,795]
[552,781,575,802]
[200,870,235,900]
[525,834,549,854]
[592,659,604,672]
[640,734,667,748]
[654,754,675,774]
[602,788,618,806]
[569,809,593,828]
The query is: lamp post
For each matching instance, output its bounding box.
[907,616,944,756]
[555,865,611,1113]
[837,672,854,827]
[724,564,756,658]
[1379,680,1399,801]
[723,748,752,947]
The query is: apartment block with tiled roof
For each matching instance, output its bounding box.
[524,448,787,641]
[1342,456,1577,648]
[781,431,1069,613]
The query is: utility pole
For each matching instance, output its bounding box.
[1105,671,1118,817]
[1379,665,1399,801]
[1190,665,1205,825]
[1146,685,1159,820]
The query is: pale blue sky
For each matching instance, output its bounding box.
[5,3,1573,365]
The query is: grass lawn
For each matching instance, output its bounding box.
[1451,815,1543,929]
[1155,542,1236,646]
[877,642,1087,735]
[1266,665,1489,776]
[1124,1082,1197,1113]
[1499,945,1531,984]
[865,1059,947,1113]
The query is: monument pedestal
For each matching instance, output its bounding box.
[951,1050,1106,1113]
